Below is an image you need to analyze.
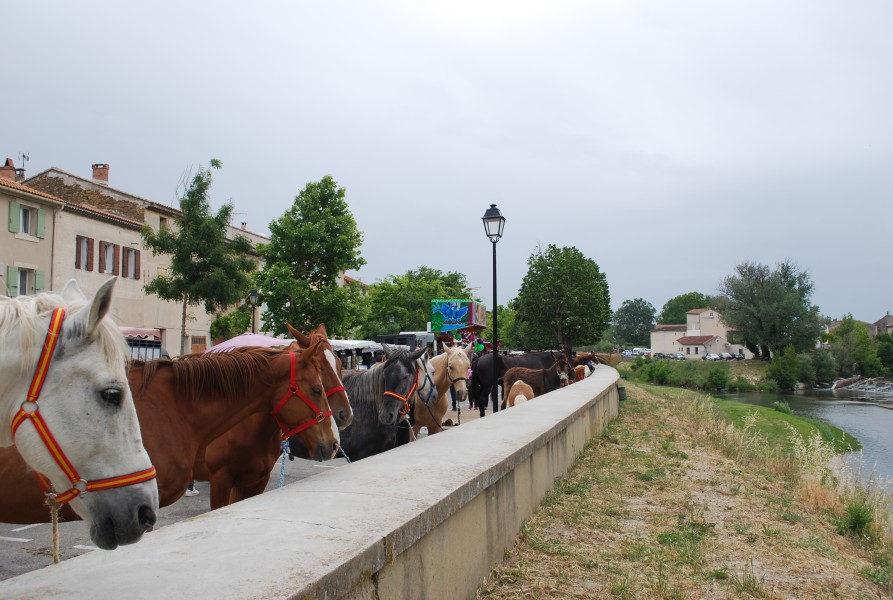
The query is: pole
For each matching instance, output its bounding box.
[251,306,256,334]
[491,239,499,414]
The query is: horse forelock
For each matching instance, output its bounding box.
[0,291,126,377]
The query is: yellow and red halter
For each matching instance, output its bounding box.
[10,308,157,505]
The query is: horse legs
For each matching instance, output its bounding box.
[230,477,270,505]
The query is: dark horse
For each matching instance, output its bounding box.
[290,344,428,462]
[471,351,564,416]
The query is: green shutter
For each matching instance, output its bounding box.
[6,266,19,296]
[35,270,45,293]
[8,201,20,233]
[36,208,46,239]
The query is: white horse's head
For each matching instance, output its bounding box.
[0,278,158,550]
[442,344,471,404]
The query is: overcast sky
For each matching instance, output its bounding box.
[5,1,891,323]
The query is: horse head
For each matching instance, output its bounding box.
[271,340,340,462]
[553,351,573,388]
[413,349,438,406]
[379,345,428,426]
[286,323,353,430]
[1,277,158,550]
[443,344,471,404]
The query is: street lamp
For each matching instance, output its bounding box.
[481,204,506,416]
[248,289,258,334]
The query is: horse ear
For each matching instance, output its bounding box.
[409,346,427,361]
[381,343,392,356]
[315,324,329,338]
[61,278,87,302]
[287,323,311,348]
[70,276,116,338]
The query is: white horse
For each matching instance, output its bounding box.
[412,343,472,437]
[0,278,159,550]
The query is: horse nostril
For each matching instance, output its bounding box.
[138,505,157,532]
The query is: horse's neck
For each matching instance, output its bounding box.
[430,353,451,395]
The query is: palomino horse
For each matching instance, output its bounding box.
[505,380,536,407]
[193,324,350,509]
[0,342,336,522]
[499,352,572,410]
[0,278,158,549]
[471,351,561,415]
[301,345,429,461]
[411,343,473,438]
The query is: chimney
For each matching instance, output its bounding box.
[0,158,15,182]
[92,163,109,184]
[15,168,25,182]
[241,222,247,231]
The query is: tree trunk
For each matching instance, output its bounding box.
[180,297,189,356]
[745,342,761,358]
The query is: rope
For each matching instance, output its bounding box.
[278,440,289,488]
[48,499,60,564]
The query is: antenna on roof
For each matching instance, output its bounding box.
[18,152,29,166]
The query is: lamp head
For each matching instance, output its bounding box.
[481,204,506,243]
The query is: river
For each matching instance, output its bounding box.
[718,388,893,491]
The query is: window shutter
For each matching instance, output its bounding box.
[87,238,94,271]
[113,244,120,275]
[36,208,46,239]
[8,201,20,233]
[121,247,129,279]
[6,266,18,296]
[35,270,45,292]
[99,242,106,273]
[134,250,141,281]
[76,236,83,269]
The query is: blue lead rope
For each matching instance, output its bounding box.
[278,440,289,488]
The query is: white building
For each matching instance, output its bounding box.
[650,308,752,359]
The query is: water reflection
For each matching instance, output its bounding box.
[718,388,893,491]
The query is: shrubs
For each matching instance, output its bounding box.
[704,364,731,392]
[766,346,799,392]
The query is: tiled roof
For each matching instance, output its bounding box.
[0,177,64,203]
[653,324,686,332]
[686,308,710,314]
[677,335,716,345]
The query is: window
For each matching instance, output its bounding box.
[18,269,30,296]
[7,201,45,239]
[122,247,140,280]
[98,241,120,275]
[6,266,44,296]
[75,236,95,271]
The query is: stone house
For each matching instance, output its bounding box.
[650,308,752,358]
[20,162,267,356]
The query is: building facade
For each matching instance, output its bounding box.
[650,308,752,358]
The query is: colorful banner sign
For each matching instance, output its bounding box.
[431,299,487,332]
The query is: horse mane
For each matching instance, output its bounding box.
[134,347,316,402]
[342,364,386,408]
[0,291,127,377]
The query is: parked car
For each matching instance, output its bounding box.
[674,353,687,360]
[701,353,721,361]
[719,352,735,360]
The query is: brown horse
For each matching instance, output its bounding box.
[411,343,473,437]
[192,324,351,510]
[0,344,336,524]
[499,352,572,410]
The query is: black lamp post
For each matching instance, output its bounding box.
[248,289,258,334]
[481,204,506,416]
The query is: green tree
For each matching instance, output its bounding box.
[829,315,882,377]
[766,345,800,392]
[482,303,519,351]
[715,260,825,358]
[875,333,893,374]
[358,266,474,340]
[613,298,656,346]
[141,159,256,355]
[513,244,611,351]
[658,292,710,324]
[256,176,366,336]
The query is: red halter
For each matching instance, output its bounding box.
[11,308,157,506]
[383,367,419,416]
[271,351,333,439]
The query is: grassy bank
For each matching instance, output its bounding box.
[477,382,892,599]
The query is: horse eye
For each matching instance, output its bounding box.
[312,386,323,396]
[101,388,122,407]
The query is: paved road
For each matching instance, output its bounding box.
[0,406,485,582]
[0,456,348,581]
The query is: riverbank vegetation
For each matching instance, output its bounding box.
[478,382,891,598]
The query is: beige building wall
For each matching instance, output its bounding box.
[0,181,61,296]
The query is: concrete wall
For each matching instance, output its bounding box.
[0,367,620,600]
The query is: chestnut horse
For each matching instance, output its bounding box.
[411,343,473,438]
[499,352,572,410]
[0,344,336,523]
[192,324,351,509]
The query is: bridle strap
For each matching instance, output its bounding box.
[271,351,333,440]
[12,308,157,506]
[384,368,419,415]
